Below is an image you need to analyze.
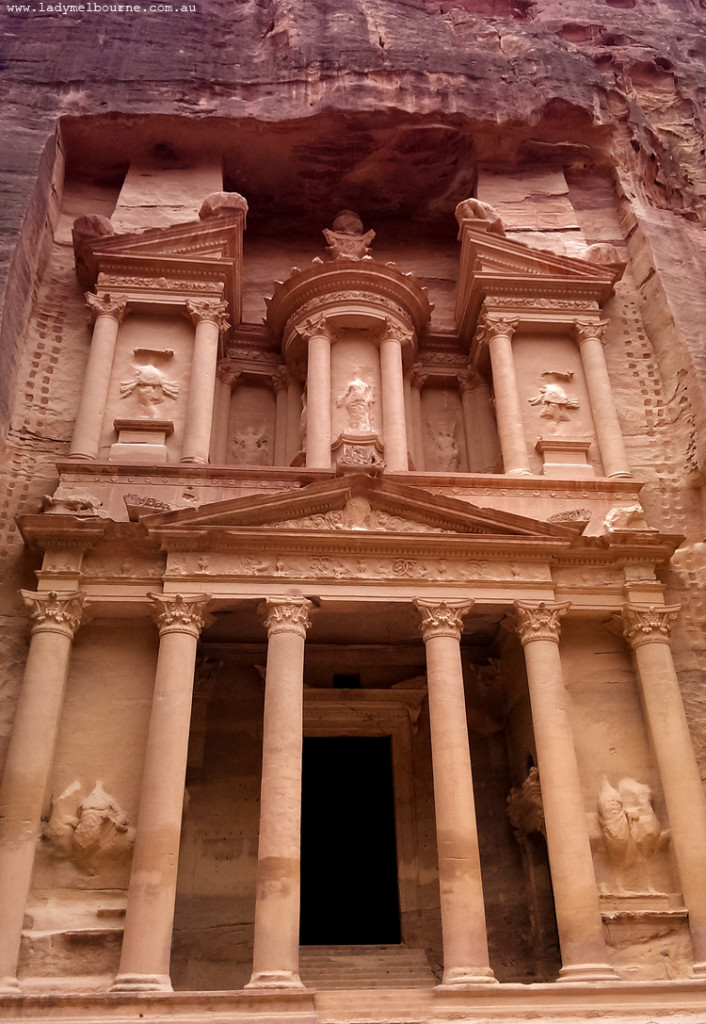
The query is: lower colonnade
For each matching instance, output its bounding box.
[1,583,705,1001]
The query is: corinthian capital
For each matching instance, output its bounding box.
[457,367,484,393]
[186,298,230,332]
[618,604,681,649]
[414,599,473,641]
[513,601,570,645]
[85,292,128,324]
[21,590,85,638]
[382,318,414,347]
[263,597,312,639]
[575,319,610,346]
[476,313,519,346]
[149,593,212,638]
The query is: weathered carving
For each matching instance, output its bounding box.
[120,362,180,417]
[603,504,648,531]
[124,493,174,515]
[382,318,414,347]
[507,767,545,841]
[149,593,211,637]
[263,597,312,639]
[332,433,385,471]
[231,427,271,465]
[457,367,484,393]
[547,507,592,525]
[575,319,610,346]
[336,377,375,433]
[476,314,520,346]
[618,605,681,648]
[513,601,570,645]
[186,298,230,331]
[323,209,375,260]
[21,590,84,637]
[528,372,579,427]
[454,197,505,236]
[596,777,670,892]
[85,291,128,324]
[198,191,248,219]
[415,599,473,641]
[43,781,134,871]
[426,418,460,471]
[42,490,107,517]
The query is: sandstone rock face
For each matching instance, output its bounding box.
[2,0,706,1011]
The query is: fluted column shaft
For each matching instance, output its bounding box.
[69,294,128,460]
[380,325,410,471]
[0,591,84,990]
[113,594,211,993]
[248,598,311,989]
[480,316,531,476]
[514,601,617,981]
[576,320,630,479]
[304,319,332,469]
[415,600,495,986]
[620,605,706,972]
[181,300,229,464]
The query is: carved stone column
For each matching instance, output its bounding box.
[285,371,304,465]
[513,601,617,981]
[477,315,531,476]
[69,293,128,460]
[619,605,706,974]
[181,299,230,464]
[0,591,84,991]
[302,316,332,469]
[211,366,239,464]
[458,368,498,474]
[409,364,426,471]
[272,368,289,466]
[248,598,312,989]
[414,599,496,986]
[380,322,410,471]
[113,593,211,993]
[575,320,630,479]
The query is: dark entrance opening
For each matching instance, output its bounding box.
[300,736,401,945]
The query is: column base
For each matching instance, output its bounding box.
[607,471,632,479]
[110,973,173,992]
[179,456,209,465]
[66,452,95,461]
[0,975,21,993]
[505,468,533,477]
[246,970,305,990]
[557,963,619,983]
[691,961,706,978]
[438,965,498,987]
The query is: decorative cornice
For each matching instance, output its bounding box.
[618,604,681,648]
[85,292,129,324]
[513,600,570,645]
[149,592,212,638]
[414,598,473,641]
[187,298,230,331]
[21,590,85,638]
[263,597,312,639]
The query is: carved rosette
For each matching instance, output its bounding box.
[263,597,312,639]
[575,319,610,347]
[618,604,681,649]
[414,599,473,642]
[149,593,212,638]
[476,313,520,348]
[513,601,570,646]
[85,292,128,325]
[21,590,85,639]
[186,298,230,333]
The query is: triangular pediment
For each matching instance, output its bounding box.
[87,215,242,264]
[138,474,580,540]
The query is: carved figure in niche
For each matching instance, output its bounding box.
[596,777,670,892]
[528,371,578,429]
[232,427,270,465]
[43,780,135,872]
[120,363,180,417]
[507,767,545,843]
[323,209,375,260]
[427,419,460,471]
[337,377,375,433]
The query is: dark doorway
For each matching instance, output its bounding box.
[300,736,401,945]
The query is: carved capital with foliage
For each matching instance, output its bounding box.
[263,597,312,639]
[476,313,520,347]
[513,601,570,646]
[298,314,331,342]
[414,599,473,641]
[457,367,484,393]
[271,367,289,393]
[21,590,85,639]
[575,319,610,347]
[149,593,212,638]
[85,291,128,325]
[618,604,681,649]
[382,318,414,348]
[186,298,230,332]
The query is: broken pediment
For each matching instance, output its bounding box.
[135,474,581,541]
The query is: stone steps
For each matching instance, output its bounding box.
[299,945,436,989]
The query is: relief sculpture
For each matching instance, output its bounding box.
[43,780,135,872]
[594,777,670,893]
[120,359,180,417]
[337,377,375,434]
[528,371,579,428]
[426,418,460,471]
